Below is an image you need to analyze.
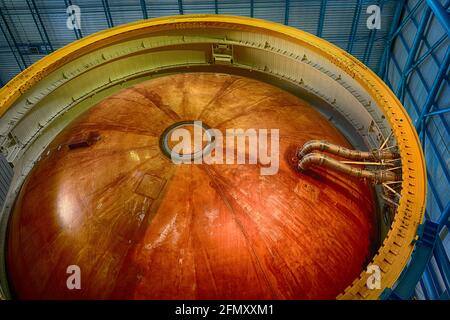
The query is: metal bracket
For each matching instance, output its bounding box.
[212,44,234,64]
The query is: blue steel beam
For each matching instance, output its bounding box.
[64,0,83,39]
[415,48,450,134]
[427,198,450,295]
[379,0,405,79]
[389,0,425,42]
[396,7,432,101]
[317,0,327,37]
[363,0,383,65]
[284,0,290,25]
[0,7,26,70]
[425,241,445,298]
[382,220,439,300]
[427,258,445,297]
[402,0,450,88]
[419,279,430,299]
[391,51,450,208]
[250,0,254,18]
[214,0,218,14]
[434,237,450,293]
[423,265,440,299]
[398,33,450,138]
[398,7,450,150]
[395,56,450,308]
[102,0,114,28]
[347,0,363,53]
[0,22,22,70]
[25,0,47,53]
[380,115,439,301]
[426,107,450,117]
[438,203,450,231]
[404,34,447,77]
[30,0,53,52]
[426,0,450,37]
[140,0,148,19]
[178,0,184,15]
[426,164,445,212]
[427,128,450,185]
[405,86,450,185]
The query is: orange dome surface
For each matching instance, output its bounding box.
[7,73,377,299]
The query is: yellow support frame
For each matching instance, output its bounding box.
[0,15,426,300]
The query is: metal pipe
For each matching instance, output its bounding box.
[297,153,400,184]
[297,140,399,161]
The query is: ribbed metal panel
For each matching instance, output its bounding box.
[182,0,217,14]
[106,0,144,26]
[0,154,13,209]
[37,0,83,45]
[252,0,285,24]
[0,0,398,85]
[147,0,182,17]
[0,51,20,83]
[288,0,321,34]
[1,0,42,50]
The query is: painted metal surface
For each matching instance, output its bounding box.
[0,154,12,210]
[0,14,427,299]
[7,73,377,299]
[0,0,400,84]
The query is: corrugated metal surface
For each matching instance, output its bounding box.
[0,154,13,209]
[385,0,449,300]
[0,0,399,85]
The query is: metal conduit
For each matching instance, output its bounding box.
[297,140,399,160]
[297,153,400,184]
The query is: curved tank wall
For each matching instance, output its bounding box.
[7,73,378,299]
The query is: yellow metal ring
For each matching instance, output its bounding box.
[0,15,426,300]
